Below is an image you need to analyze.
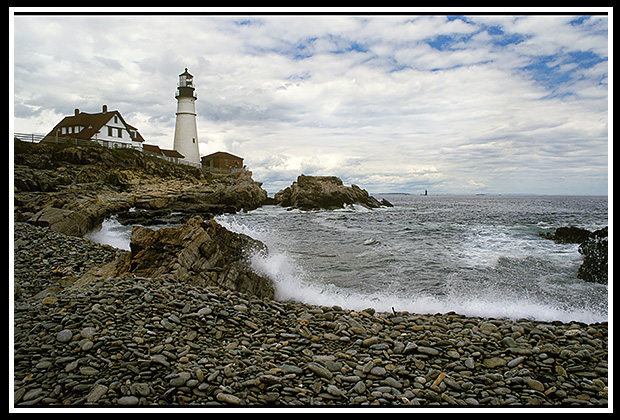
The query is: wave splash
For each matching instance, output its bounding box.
[83,216,132,251]
[215,214,607,324]
[83,196,607,325]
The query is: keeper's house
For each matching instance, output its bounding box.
[42,105,145,150]
[201,152,244,172]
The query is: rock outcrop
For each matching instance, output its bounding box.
[13,140,268,236]
[168,171,267,215]
[577,227,608,285]
[540,226,608,285]
[274,174,384,211]
[539,226,593,244]
[76,216,275,299]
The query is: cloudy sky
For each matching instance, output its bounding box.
[11,9,610,194]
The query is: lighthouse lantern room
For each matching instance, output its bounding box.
[173,68,200,165]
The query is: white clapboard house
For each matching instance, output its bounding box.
[42,105,145,150]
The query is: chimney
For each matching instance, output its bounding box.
[74,109,80,116]
[102,104,108,113]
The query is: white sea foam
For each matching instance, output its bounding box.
[216,212,608,324]
[84,217,132,251]
[457,226,581,269]
[85,196,608,324]
[247,243,607,323]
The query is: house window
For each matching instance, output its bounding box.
[108,127,113,137]
[117,128,122,138]
[114,115,118,123]
[61,127,67,134]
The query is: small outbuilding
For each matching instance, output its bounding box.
[201,152,244,172]
[143,144,185,164]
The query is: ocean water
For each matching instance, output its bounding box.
[85,195,609,324]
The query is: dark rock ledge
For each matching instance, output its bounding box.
[540,226,608,285]
[273,175,392,211]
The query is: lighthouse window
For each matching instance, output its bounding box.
[193,138,195,143]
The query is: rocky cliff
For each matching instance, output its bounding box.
[13,140,267,236]
[274,174,391,211]
[76,216,275,299]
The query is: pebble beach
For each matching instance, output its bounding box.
[12,222,609,409]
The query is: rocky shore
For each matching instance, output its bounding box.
[273,174,392,211]
[14,141,391,238]
[13,140,267,237]
[13,222,609,408]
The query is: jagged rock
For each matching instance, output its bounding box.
[27,207,91,237]
[274,174,383,211]
[540,226,608,285]
[171,171,267,214]
[76,216,275,299]
[14,140,269,235]
[578,227,608,285]
[540,226,593,244]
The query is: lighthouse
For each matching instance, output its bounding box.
[173,68,200,165]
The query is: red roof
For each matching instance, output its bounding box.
[161,149,185,158]
[201,151,244,161]
[42,108,145,143]
[142,144,164,155]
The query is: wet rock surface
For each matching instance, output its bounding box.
[75,216,275,300]
[540,226,608,285]
[13,223,608,407]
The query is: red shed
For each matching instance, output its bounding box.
[201,152,244,172]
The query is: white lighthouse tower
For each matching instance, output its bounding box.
[173,68,200,165]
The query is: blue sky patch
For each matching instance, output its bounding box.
[12,13,609,195]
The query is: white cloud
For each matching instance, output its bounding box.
[12,12,609,195]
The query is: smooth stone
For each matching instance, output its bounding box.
[216,393,243,405]
[56,329,73,343]
[482,357,506,368]
[418,346,439,356]
[86,384,108,403]
[118,396,139,406]
[308,362,333,379]
[525,377,545,392]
